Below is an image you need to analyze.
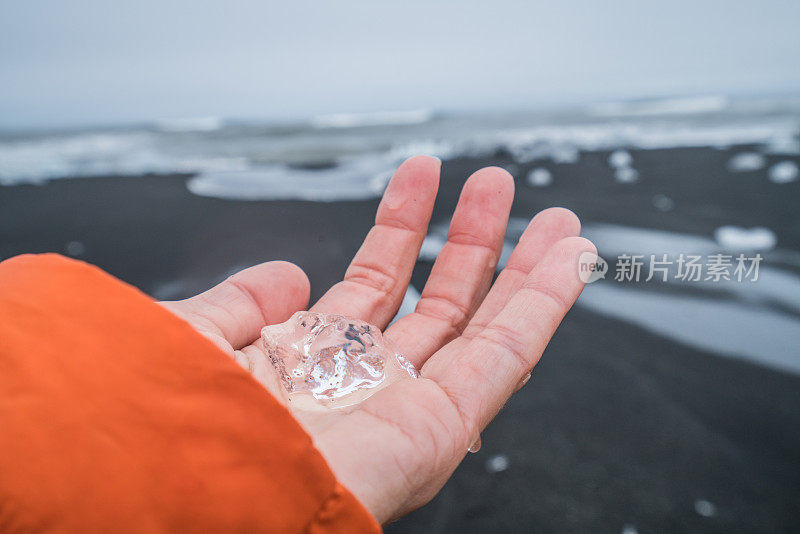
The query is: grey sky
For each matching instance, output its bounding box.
[2,0,799,129]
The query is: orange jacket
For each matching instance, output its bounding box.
[0,254,380,533]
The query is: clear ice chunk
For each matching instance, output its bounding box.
[261,311,418,410]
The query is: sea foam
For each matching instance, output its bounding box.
[1,95,799,199]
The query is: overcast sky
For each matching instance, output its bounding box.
[1,0,799,129]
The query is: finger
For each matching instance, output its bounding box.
[384,167,514,366]
[460,207,581,340]
[390,206,580,367]
[422,236,595,440]
[440,208,580,388]
[312,155,440,328]
[162,261,310,351]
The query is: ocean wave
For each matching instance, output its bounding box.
[492,121,798,155]
[1,97,799,189]
[310,109,433,129]
[156,117,225,132]
[589,95,729,117]
[0,131,167,184]
[154,116,224,133]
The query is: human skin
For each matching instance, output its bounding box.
[162,156,595,524]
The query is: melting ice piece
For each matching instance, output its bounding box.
[614,166,639,183]
[768,161,799,183]
[608,149,633,168]
[727,151,765,172]
[714,225,777,252]
[468,436,482,453]
[262,311,418,410]
[526,167,553,187]
[485,454,510,473]
[651,193,675,212]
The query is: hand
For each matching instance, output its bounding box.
[163,156,594,524]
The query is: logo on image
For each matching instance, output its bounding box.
[578,252,608,284]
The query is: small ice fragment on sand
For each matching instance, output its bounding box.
[527,168,553,187]
[768,161,799,183]
[65,241,85,256]
[485,454,509,473]
[727,152,765,172]
[609,148,638,183]
[261,312,417,410]
[609,150,632,168]
[652,194,675,212]
[621,525,638,534]
[614,167,639,183]
[694,499,717,518]
[714,226,776,251]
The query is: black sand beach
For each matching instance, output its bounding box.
[2,147,799,532]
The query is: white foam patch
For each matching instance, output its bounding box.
[578,282,800,375]
[187,156,395,201]
[727,151,765,172]
[714,226,777,252]
[768,161,799,183]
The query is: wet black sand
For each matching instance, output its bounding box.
[1,147,799,532]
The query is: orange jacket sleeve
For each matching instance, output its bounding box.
[0,254,380,533]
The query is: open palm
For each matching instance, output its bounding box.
[163,156,594,524]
